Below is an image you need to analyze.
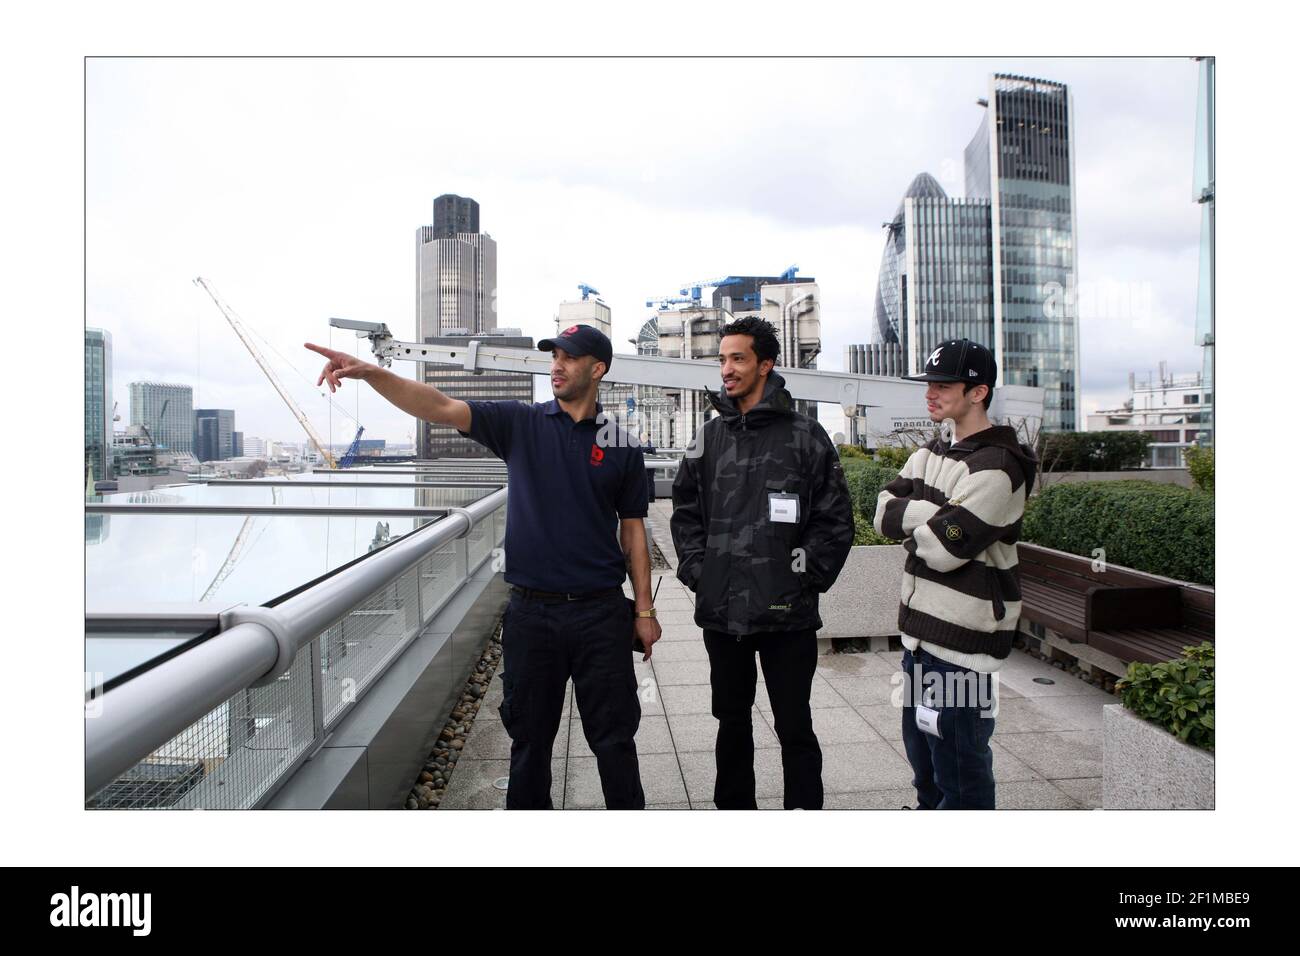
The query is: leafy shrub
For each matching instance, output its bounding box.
[1184,445,1214,494]
[1116,642,1214,752]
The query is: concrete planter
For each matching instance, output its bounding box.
[818,544,905,651]
[1102,704,1214,809]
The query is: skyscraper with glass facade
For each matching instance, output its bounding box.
[85,328,113,483]
[870,172,994,377]
[129,382,194,455]
[966,74,1080,431]
[194,408,236,462]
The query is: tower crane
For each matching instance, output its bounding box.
[677,275,741,305]
[645,293,696,310]
[200,487,282,601]
[193,277,338,468]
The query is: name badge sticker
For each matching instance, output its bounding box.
[768,493,799,524]
[915,704,943,738]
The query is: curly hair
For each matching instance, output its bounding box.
[719,315,780,365]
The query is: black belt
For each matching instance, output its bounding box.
[510,585,625,604]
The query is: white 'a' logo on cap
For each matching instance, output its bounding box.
[926,346,943,367]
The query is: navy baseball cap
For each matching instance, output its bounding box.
[538,324,613,369]
[904,338,997,386]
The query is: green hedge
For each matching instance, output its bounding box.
[1037,430,1150,472]
[841,457,900,516]
[1021,480,1214,585]
[836,443,871,461]
[841,458,902,546]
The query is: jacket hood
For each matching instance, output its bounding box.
[947,424,1038,487]
[706,370,795,424]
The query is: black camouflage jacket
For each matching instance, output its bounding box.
[670,371,855,636]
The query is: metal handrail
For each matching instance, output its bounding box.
[85,487,507,798]
[202,479,504,488]
[85,504,454,518]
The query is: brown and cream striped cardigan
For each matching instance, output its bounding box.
[873,425,1038,661]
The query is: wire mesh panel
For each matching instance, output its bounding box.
[419,539,461,625]
[320,561,424,727]
[86,642,316,810]
[467,517,492,568]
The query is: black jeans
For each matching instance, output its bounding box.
[703,629,823,809]
[499,589,644,809]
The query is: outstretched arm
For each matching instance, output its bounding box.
[304,342,471,433]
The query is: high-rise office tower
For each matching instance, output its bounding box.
[859,74,1079,433]
[869,172,994,376]
[130,382,194,456]
[194,409,236,461]
[416,194,497,338]
[966,73,1080,432]
[414,194,508,458]
[419,329,534,459]
[85,328,113,483]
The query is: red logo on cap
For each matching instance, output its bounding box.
[589,445,605,467]
[564,325,580,335]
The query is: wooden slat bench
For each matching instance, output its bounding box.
[1018,543,1214,667]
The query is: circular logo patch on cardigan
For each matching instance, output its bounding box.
[945,524,963,541]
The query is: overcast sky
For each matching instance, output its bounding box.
[87,56,1205,445]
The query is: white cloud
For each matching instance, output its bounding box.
[87,56,1206,442]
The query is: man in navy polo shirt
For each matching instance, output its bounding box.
[305,325,661,809]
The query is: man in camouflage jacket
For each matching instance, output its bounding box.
[671,317,854,809]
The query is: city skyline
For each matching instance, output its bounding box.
[88,57,1203,442]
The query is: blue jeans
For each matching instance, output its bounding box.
[899,647,996,810]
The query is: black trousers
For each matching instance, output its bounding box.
[703,629,823,809]
[498,589,645,809]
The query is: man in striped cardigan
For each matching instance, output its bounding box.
[873,338,1037,809]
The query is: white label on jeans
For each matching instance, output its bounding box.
[769,493,799,524]
[915,704,943,738]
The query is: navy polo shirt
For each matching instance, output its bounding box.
[458,399,649,592]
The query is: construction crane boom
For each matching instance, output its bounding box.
[201,487,281,601]
[194,277,337,468]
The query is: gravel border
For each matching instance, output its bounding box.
[405,621,503,809]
